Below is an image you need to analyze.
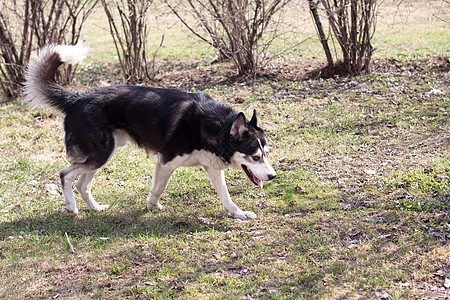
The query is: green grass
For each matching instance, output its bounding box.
[1,67,448,298]
[1,1,449,299]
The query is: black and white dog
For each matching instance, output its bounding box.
[23,44,276,220]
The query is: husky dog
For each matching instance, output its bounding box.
[23,44,276,220]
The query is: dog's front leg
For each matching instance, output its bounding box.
[147,161,175,211]
[205,167,257,220]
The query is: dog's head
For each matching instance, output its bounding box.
[229,110,276,188]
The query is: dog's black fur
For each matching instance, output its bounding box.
[63,85,266,167]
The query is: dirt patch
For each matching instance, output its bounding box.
[65,56,450,94]
[155,58,323,89]
[28,248,164,299]
[304,61,351,79]
[153,56,449,90]
[374,57,450,75]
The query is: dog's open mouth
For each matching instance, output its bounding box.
[242,165,264,188]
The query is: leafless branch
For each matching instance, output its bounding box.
[165,0,291,76]
[101,0,158,83]
[0,0,98,100]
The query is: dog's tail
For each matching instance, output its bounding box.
[23,43,89,112]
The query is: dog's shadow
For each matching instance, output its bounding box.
[0,206,228,240]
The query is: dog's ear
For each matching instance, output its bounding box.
[230,112,248,138]
[250,109,258,127]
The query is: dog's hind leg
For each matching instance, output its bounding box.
[146,161,175,211]
[59,164,91,214]
[204,167,257,220]
[75,170,109,212]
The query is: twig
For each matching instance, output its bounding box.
[432,14,450,24]
[62,155,70,166]
[65,232,75,253]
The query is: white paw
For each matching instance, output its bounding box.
[65,205,78,215]
[231,210,257,220]
[91,204,110,212]
[147,201,164,211]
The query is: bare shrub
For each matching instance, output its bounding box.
[0,0,98,100]
[309,0,377,75]
[32,0,99,84]
[165,0,291,76]
[102,0,159,84]
[319,0,377,74]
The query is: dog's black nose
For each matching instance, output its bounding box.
[268,174,276,180]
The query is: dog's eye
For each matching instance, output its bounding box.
[252,155,261,161]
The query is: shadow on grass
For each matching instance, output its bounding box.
[0,204,228,240]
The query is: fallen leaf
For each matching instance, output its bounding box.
[395,181,408,188]
[345,239,359,249]
[428,88,444,95]
[444,278,450,289]
[27,180,38,186]
[347,230,361,237]
[342,204,352,210]
[198,217,216,226]
[346,188,357,194]
[294,185,307,194]
[429,231,446,239]
[375,291,390,299]
[364,169,376,175]
[378,233,392,240]
[46,184,59,196]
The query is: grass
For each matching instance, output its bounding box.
[1,1,449,299]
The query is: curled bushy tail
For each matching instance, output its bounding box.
[23,43,89,112]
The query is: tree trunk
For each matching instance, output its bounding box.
[308,0,334,66]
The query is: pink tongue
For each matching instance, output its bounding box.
[254,175,264,188]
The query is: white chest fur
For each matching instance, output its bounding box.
[162,150,228,170]
[114,129,228,170]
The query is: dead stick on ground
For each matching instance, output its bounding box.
[65,232,75,253]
